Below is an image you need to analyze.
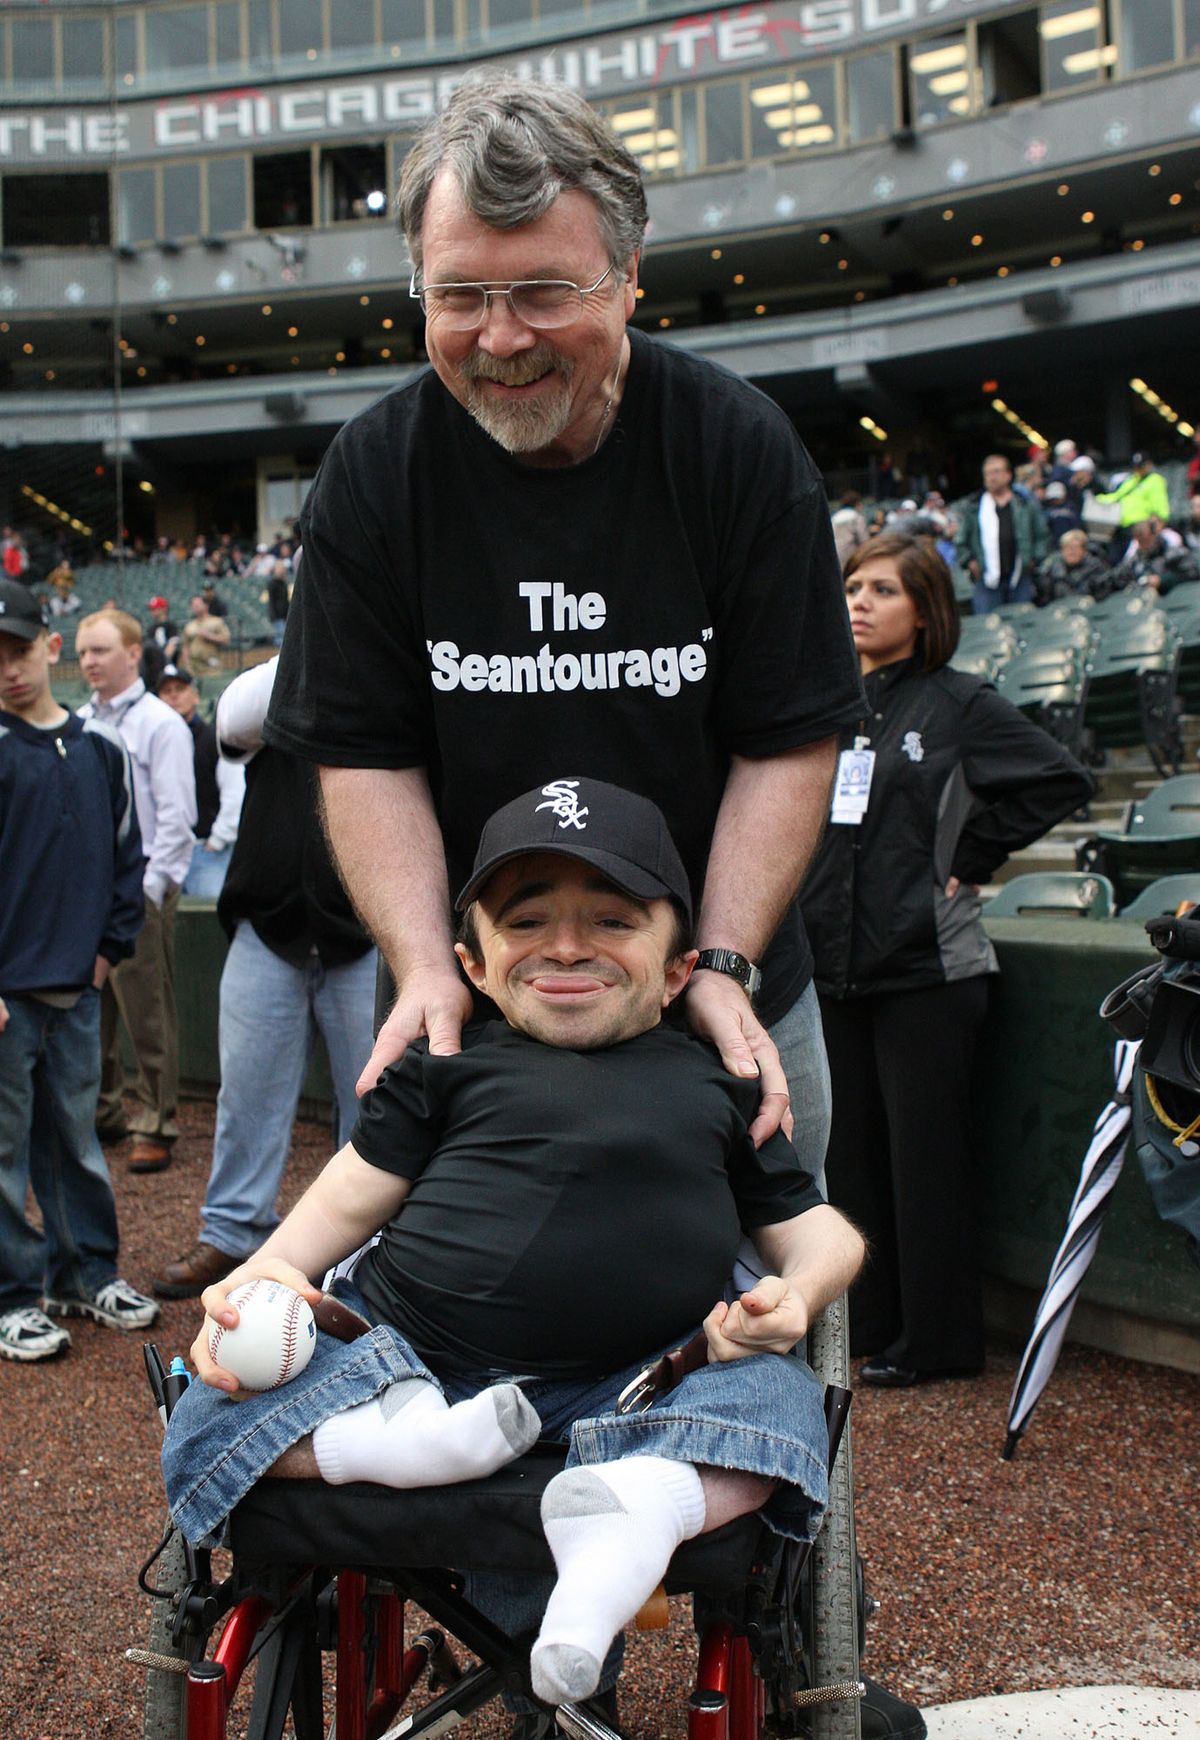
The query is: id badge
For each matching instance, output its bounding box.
[830,746,875,825]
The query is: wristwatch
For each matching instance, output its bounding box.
[693,948,762,1002]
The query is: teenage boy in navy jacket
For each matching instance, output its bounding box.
[0,579,159,1361]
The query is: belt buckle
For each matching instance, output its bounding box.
[615,1360,660,1416]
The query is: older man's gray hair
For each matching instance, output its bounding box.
[398,73,649,277]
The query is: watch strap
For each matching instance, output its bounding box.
[693,948,763,1000]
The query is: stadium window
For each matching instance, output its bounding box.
[1040,2,1110,92]
[247,0,274,67]
[845,48,896,143]
[539,0,580,16]
[118,167,158,245]
[61,16,107,86]
[214,0,243,71]
[206,156,250,235]
[278,0,324,60]
[702,80,746,168]
[431,0,456,48]
[11,18,54,85]
[3,173,109,246]
[486,0,535,35]
[254,152,313,228]
[609,93,684,177]
[748,63,837,159]
[1115,0,1177,71]
[978,10,1041,107]
[145,5,211,77]
[908,34,972,127]
[330,0,377,51]
[381,0,428,53]
[115,12,139,84]
[162,162,203,241]
[1186,0,1200,58]
[321,144,389,223]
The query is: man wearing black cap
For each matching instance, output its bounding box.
[163,776,864,1714]
[0,578,158,1360]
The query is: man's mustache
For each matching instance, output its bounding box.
[459,344,573,388]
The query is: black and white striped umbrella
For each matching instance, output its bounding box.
[1002,1039,1141,1460]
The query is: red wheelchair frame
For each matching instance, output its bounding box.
[133,1360,860,1740]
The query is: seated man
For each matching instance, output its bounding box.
[163,776,864,1711]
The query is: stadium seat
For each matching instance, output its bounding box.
[1082,615,1183,774]
[986,872,1116,919]
[948,647,997,679]
[994,650,1088,756]
[1117,875,1200,921]
[1077,776,1200,905]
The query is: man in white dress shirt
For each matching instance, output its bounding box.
[76,610,196,1173]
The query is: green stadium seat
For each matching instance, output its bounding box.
[994,651,1088,756]
[1082,616,1183,774]
[1117,875,1200,921]
[948,648,997,679]
[1157,581,1200,621]
[986,872,1116,919]
[1077,775,1200,904]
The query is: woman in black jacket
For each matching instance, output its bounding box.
[801,532,1094,1386]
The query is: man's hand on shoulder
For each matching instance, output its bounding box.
[685,971,792,1147]
[703,1276,809,1361]
[355,967,474,1096]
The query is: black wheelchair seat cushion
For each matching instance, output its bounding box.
[229,1448,768,1591]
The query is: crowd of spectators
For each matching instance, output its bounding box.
[831,432,1200,612]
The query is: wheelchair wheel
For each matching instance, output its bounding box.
[141,1521,206,1740]
[806,1295,861,1740]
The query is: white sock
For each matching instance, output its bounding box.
[312,1378,540,1488]
[532,1456,706,1707]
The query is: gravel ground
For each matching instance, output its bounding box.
[2,1098,1198,1739]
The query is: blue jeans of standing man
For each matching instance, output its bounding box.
[184,840,234,897]
[0,990,120,1310]
[199,924,377,1259]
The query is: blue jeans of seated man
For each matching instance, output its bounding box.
[199,925,377,1259]
[184,839,234,897]
[161,1289,829,1555]
[0,990,119,1310]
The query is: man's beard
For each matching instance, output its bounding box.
[457,343,575,454]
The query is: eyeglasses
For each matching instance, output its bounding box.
[408,264,617,332]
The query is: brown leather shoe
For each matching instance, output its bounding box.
[153,1241,239,1300]
[129,1138,173,1174]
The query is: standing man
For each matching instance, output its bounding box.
[76,609,196,1174]
[0,580,158,1360]
[157,663,245,896]
[956,453,1049,613]
[141,594,180,693]
[265,74,865,1166]
[179,592,232,674]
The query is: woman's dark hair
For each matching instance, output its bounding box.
[842,531,960,672]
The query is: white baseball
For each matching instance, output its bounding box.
[206,1279,316,1391]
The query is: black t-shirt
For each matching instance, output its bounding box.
[352,1021,823,1378]
[996,501,1016,583]
[187,713,220,840]
[217,746,371,968]
[265,329,864,1025]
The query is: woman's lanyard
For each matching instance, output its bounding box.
[830,720,876,826]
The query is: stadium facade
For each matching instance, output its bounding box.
[0,0,1197,552]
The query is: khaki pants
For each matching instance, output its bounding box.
[98,885,180,1141]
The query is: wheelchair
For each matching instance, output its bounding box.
[130,1311,869,1740]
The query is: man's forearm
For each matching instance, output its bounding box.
[696,741,837,959]
[318,765,457,980]
[757,1205,866,1319]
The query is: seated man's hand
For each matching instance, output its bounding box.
[685,971,792,1147]
[192,1257,323,1394]
[703,1276,810,1362]
[355,968,475,1096]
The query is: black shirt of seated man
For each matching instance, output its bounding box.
[352,1021,822,1379]
[265,328,864,1026]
